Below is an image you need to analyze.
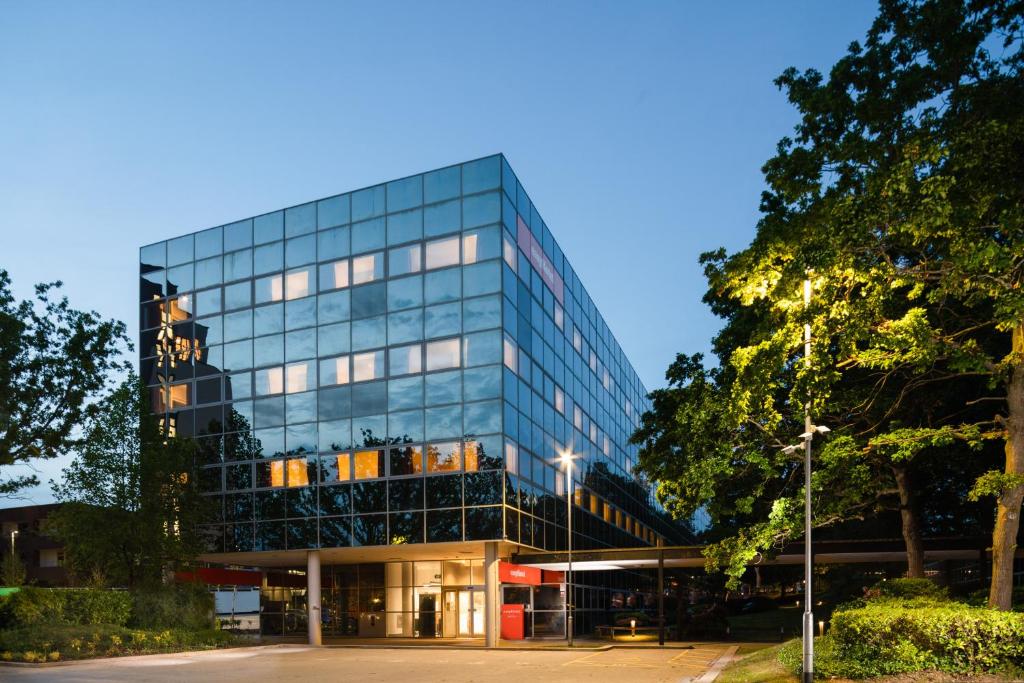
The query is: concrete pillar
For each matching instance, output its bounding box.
[307,550,322,646]
[484,542,500,647]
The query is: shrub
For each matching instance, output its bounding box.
[872,577,948,601]
[129,583,213,631]
[828,604,1024,676]
[0,588,131,628]
[0,623,234,662]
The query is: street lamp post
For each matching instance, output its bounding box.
[559,449,576,647]
[779,277,829,683]
[9,530,17,555]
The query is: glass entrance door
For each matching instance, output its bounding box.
[442,589,484,638]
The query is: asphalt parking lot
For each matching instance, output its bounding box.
[1,643,737,682]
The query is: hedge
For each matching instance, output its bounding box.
[0,588,132,629]
[0,623,234,662]
[828,603,1024,677]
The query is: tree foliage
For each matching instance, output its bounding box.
[0,269,129,496]
[47,376,210,588]
[635,0,1024,606]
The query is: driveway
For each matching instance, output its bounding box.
[1,643,737,682]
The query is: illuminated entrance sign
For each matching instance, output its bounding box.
[498,561,541,586]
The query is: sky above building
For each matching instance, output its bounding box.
[0,1,877,502]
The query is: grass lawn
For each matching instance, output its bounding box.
[0,623,238,663]
[728,605,804,641]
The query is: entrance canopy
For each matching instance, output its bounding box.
[512,537,999,572]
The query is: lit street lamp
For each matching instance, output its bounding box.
[558,448,578,647]
[8,529,17,555]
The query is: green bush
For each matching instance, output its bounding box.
[0,588,131,628]
[873,577,948,601]
[828,604,1024,676]
[129,583,214,631]
[0,623,234,662]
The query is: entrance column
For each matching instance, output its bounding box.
[307,550,322,646]
[484,541,499,647]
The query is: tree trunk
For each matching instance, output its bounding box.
[990,323,1024,610]
[892,464,926,578]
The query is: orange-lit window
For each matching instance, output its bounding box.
[354,450,383,479]
[464,441,479,472]
[574,487,583,507]
[427,442,461,472]
[286,458,310,487]
[285,268,311,300]
[270,460,285,487]
[615,510,624,528]
[151,386,167,413]
[169,383,190,409]
[323,453,351,483]
[590,493,601,516]
[603,502,613,523]
[168,296,193,322]
[462,234,478,264]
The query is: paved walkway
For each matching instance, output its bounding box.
[1,643,739,682]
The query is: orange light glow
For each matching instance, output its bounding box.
[286,458,309,487]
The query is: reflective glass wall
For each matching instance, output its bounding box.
[139,155,688,555]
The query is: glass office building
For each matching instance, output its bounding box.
[139,155,688,639]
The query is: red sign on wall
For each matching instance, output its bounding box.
[501,603,525,640]
[499,561,542,586]
[517,216,564,303]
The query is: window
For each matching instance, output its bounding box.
[427,442,461,472]
[505,441,518,475]
[389,344,422,376]
[425,236,459,270]
[169,383,190,410]
[573,326,582,353]
[555,303,564,330]
[390,445,423,476]
[425,339,460,371]
[353,350,384,382]
[555,386,565,414]
[319,259,349,291]
[285,267,312,300]
[355,449,384,479]
[319,355,350,386]
[321,453,351,483]
[573,405,583,430]
[462,226,500,264]
[256,274,284,304]
[503,237,516,270]
[352,253,382,284]
[503,334,517,370]
[388,244,421,277]
[256,367,284,396]
[286,457,311,487]
[285,361,313,394]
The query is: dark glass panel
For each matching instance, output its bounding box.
[254,521,286,551]
[464,471,502,506]
[199,467,221,493]
[425,474,462,509]
[351,282,386,319]
[225,522,254,552]
[351,381,386,417]
[320,484,351,516]
[195,404,225,435]
[287,517,318,550]
[287,486,318,518]
[352,514,386,547]
[225,491,253,522]
[388,445,422,476]
[255,489,286,520]
[199,523,223,553]
[388,512,424,545]
[319,386,352,421]
[196,377,222,405]
[504,507,520,543]
[224,430,261,461]
[465,507,501,541]
[196,435,222,466]
[353,480,386,513]
[319,516,352,548]
[426,509,462,543]
[172,409,195,438]
[388,478,423,512]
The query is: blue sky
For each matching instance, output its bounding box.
[0,1,877,502]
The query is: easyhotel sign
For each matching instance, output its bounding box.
[498,561,542,586]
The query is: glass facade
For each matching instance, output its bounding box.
[140,155,687,560]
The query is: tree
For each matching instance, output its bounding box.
[1,549,26,587]
[0,269,129,496]
[47,376,209,588]
[636,0,1024,607]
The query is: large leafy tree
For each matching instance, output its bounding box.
[636,0,1024,608]
[47,376,209,588]
[0,269,129,496]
